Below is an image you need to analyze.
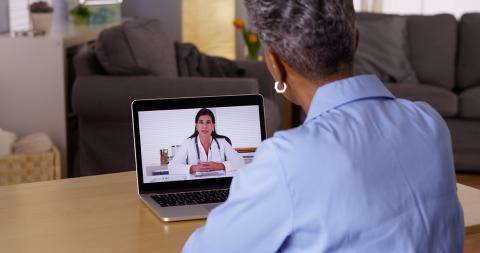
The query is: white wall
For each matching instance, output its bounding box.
[383,0,422,15]
[424,0,480,17]
[0,0,8,33]
[382,0,480,18]
[121,0,182,42]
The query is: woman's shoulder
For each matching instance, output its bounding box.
[263,126,315,151]
[181,137,195,146]
[216,137,232,146]
[272,124,311,141]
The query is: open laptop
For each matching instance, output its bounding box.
[131,95,266,222]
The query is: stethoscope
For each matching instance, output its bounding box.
[186,136,224,164]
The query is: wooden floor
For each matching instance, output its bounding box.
[457,173,480,253]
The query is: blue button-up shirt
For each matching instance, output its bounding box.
[183,75,464,253]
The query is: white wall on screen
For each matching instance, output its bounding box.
[215,106,261,149]
[139,108,202,167]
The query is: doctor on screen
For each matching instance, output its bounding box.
[168,108,244,177]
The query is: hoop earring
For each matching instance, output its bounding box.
[274,81,287,93]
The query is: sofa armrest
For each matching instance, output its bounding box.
[73,46,107,76]
[72,76,260,119]
[236,61,277,98]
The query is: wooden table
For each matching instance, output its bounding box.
[0,171,479,252]
[0,172,203,253]
[458,184,480,234]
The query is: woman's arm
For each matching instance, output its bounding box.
[222,140,245,174]
[183,140,293,252]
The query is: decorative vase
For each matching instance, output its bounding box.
[244,34,261,61]
[30,13,53,34]
[247,45,260,61]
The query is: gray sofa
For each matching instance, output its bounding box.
[71,19,280,177]
[73,14,480,176]
[356,13,480,172]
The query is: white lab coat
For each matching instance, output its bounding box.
[168,136,244,176]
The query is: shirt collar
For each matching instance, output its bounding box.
[304,75,395,123]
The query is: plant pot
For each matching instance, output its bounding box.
[71,16,89,26]
[30,13,53,34]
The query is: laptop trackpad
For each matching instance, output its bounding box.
[203,203,220,211]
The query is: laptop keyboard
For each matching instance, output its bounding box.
[152,189,229,207]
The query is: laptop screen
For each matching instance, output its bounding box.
[132,95,266,192]
[138,105,263,184]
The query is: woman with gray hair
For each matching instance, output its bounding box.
[183,0,464,252]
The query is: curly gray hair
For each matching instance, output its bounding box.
[244,0,356,81]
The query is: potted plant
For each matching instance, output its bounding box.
[29,1,54,34]
[69,4,91,26]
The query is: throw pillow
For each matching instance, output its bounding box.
[95,24,142,75]
[354,15,419,84]
[96,18,178,77]
[175,42,245,78]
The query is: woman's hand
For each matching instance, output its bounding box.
[190,162,225,174]
[190,164,210,174]
[201,162,225,171]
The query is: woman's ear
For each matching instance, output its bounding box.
[265,49,287,82]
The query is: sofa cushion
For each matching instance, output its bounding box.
[384,83,458,117]
[459,86,480,119]
[457,13,480,91]
[355,14,418,84]
[407,14,457,90]
[96,18,177,77]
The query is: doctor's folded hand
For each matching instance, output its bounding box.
[190,162,225,173]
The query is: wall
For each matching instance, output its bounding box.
[0,0,8,33]
[381,0,480,17]
[182,0,235,59]
[382,0,422,14]
[122,0,246,59]
[235,0,249,60]
[423,0,480,17]
[121,0,182,42]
